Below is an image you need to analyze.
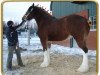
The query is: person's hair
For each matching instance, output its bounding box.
[7,21,13,26]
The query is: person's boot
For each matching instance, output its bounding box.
[7,61,12,71]
[17,58,25,67]
[18,57,25,67]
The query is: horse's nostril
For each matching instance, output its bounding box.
[22,17,24,20]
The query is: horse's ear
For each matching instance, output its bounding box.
[32,3,34,7]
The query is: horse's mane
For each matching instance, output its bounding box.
[34,6,57,20]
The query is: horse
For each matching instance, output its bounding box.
[20,3,90,72]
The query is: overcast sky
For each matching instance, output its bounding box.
[3,2,51,22]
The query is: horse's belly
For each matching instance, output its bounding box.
[48,34,69,41]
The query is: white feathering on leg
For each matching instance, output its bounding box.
[40,49,50,67]
[77,51,89,72]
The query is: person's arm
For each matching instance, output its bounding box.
[14,20,26,30]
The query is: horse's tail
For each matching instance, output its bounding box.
[84,20,91,37]
[87,20,92,26]
[83,20,91,42]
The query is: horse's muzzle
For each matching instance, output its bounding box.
[19,20,26,26]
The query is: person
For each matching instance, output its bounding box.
[6,20,24,70]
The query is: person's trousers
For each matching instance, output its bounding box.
[7,46,23,68]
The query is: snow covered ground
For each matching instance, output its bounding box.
[2,36,96,74]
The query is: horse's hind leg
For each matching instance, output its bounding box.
[73,36,89,72]
[77,45,89,72]
[40,38,50,67]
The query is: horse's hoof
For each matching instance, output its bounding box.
[40,62,49,67]
[77,67,89,72]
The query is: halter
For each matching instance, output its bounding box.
[23,7,34,21]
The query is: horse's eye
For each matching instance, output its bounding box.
[28,6,33,12]
[30,8,33,12]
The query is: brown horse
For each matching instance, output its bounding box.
[21,3,90,72]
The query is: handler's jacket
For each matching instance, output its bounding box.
[6,25,21,46]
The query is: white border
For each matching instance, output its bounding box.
[0,1,99,75]
[98,0,100,75]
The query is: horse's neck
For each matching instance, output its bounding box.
[34,12,56,26]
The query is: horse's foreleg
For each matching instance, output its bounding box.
[40,49,50,67]
[40,39,50,67]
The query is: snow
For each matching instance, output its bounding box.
[3,36,96,71]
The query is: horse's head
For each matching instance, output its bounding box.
[22,3,35,21]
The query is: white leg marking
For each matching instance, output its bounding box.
[40,49,50,67]
[77,51,89,72]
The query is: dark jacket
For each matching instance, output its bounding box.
[6,26,19,46]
